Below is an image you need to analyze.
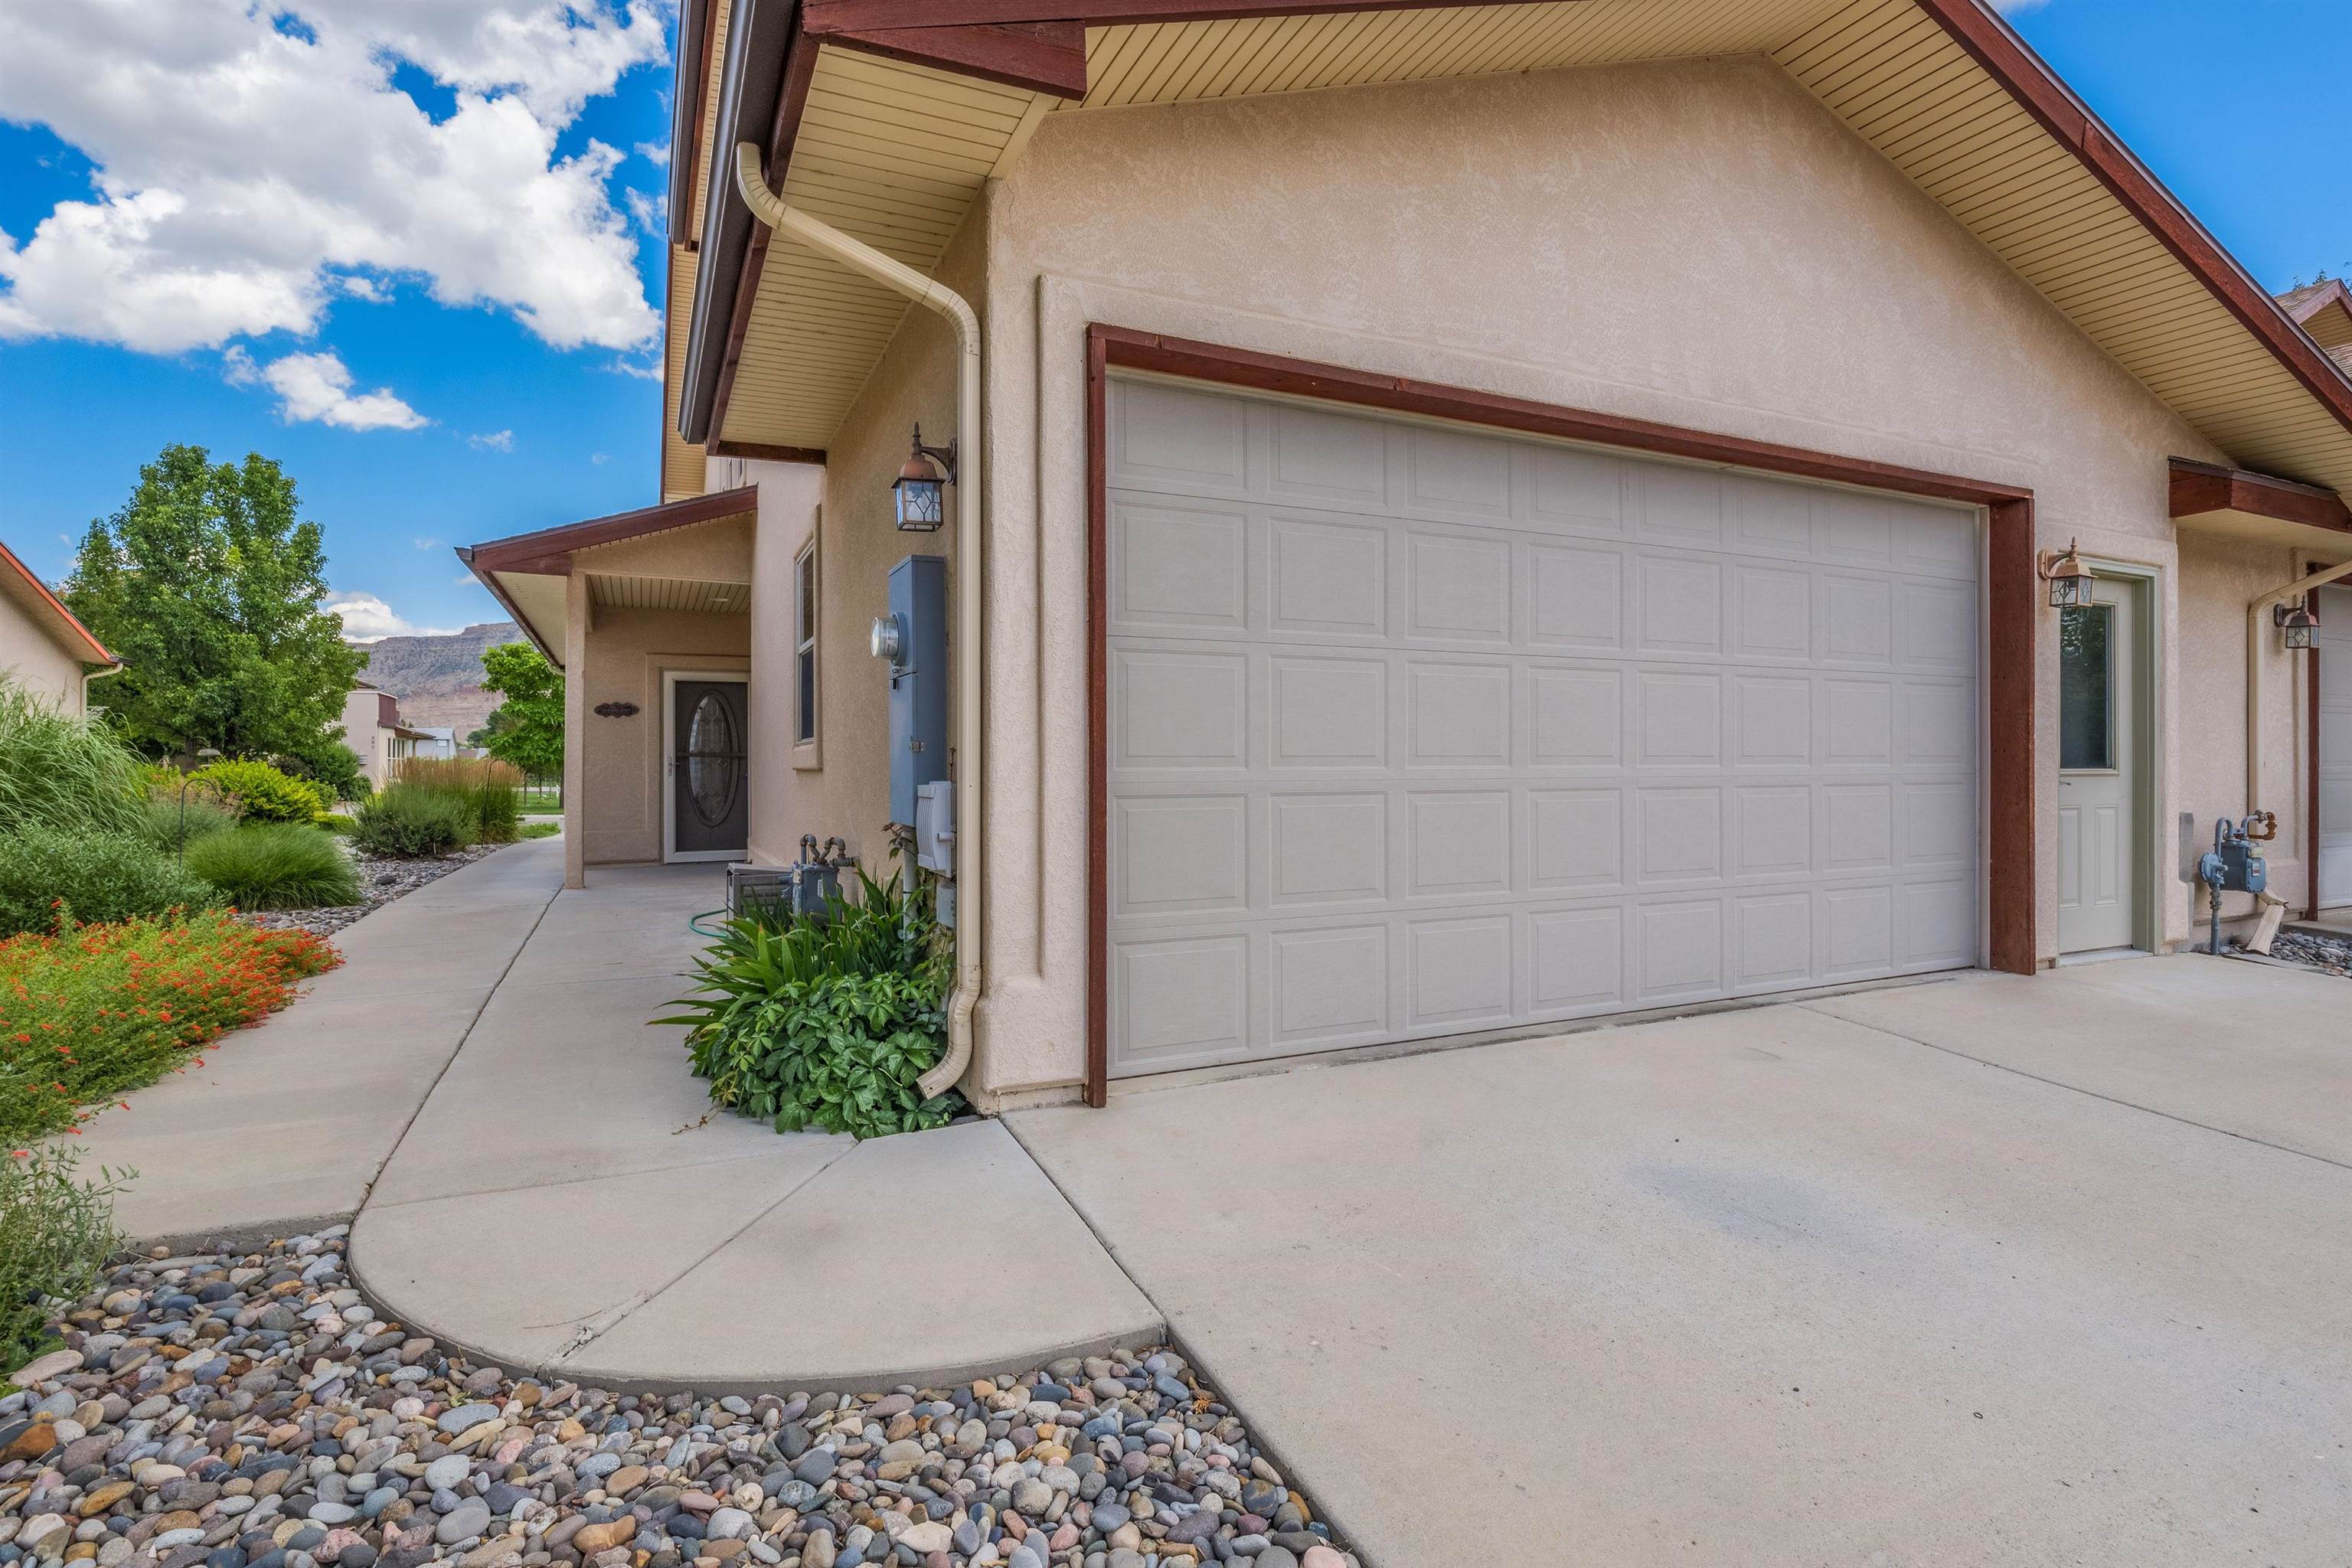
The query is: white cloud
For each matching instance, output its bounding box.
[413,537,441,550]
[591,452,612,465]
[256,350,426,430]
[325,591,457,642]
[469,429,516,451]
[625,187,665,238]
[0,0,665,356]
[635,139,670,168]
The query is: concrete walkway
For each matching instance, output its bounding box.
[1011,956,2352,1567]
[77,838,567,1245]
[83,840,1158,1387]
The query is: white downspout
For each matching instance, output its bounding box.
[80,661,126,714]
[735,143,982,1102]
[2247,558,2352,816]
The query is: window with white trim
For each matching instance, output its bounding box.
[793,537,818,746]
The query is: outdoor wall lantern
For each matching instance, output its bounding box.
[893,424,956,532]
[2274,600,2319,652]
[2037,539,2095,608]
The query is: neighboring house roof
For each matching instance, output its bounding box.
[668,0,2352,504]
[2278,278,2352,375]
[456,487,760,668]
[0,536,117,668]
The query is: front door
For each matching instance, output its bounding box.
[669,677,749,861]
[2056,577,2140,952]
[2320,583,2352,911]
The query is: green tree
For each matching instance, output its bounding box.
[63,446,365,763]
[478,642,564,779]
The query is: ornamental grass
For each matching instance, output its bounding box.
[1,908,338,1149]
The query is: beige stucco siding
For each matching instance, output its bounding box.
[576,606,750,867]
[965,54,2242,1100]
[2174,531,2328,923]
[0,597,88,712]
[733,202,983,879]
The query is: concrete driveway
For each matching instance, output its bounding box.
[1009,957,2352,1566]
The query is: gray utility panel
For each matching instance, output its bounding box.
[883,554,949,828]
[1103,376,1984,1080]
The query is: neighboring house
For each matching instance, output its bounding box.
[2278,277,2352,379]
[1,536,120,712]
[463,0,2352,1112]
[410,727,460,762]
[341,684,435,789]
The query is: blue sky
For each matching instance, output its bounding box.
[2,0,2347,642]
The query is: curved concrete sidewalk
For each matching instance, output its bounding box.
[338,861,1161,1391]
[83,841,1161,1390]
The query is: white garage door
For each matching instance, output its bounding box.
[1104,376,1981,1078]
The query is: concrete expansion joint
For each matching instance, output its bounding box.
[1792,999,2352,1176]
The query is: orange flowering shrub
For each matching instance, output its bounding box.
[1,908,338,1148]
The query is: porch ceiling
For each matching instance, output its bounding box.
[680,0,2352,508]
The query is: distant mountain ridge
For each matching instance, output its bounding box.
[351,621,520,739]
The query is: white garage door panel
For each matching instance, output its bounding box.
[1106,377,1982,1078]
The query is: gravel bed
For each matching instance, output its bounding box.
[0,1235,1354,1568]
[2251,926,2352,978]
[241,848,505,939]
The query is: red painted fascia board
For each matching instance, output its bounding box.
[1,537,114,665]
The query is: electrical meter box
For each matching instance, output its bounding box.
[884,555,949,827]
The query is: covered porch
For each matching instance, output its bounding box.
[459,488,760,887]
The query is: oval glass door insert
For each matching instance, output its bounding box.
[685,693,743,828]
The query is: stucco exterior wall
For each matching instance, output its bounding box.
[730,201,985,878]
[965,53,2243,1101]
[2174,532,2324,924]
[577,605,749,867]
[0,598,87,711]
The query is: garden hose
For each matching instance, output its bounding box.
[688,909,730,938]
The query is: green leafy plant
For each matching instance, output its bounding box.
[0,1146,128,1375]
[0,828,222,939]
[518,820,561,840]
[476,642,565,780]
[660,867,963,1139]
[320,813,358,835]
[189,759,328,825]
[0,908,336,1147]
[0,682,146,839]
[348,784,475,858]
[185,825,361,910]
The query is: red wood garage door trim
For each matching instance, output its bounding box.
[1083,323,2040,1104]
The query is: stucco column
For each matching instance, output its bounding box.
[563,570,589,890]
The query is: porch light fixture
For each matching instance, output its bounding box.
[2274,599,2318,652]
[2038,539,2094,608]
[892,424,956,532]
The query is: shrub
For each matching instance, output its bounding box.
[660,867,963,1139]
[139,792,242,852]
[349,785,475,858]
[0,682,145,838]
[281,742,366,806]
[188,759,329,825]
[0,828,222,939]
[518,820,561,840]
[185,825,361,911]
[320,814,358,835]
[0,1145,127,1376]
[0,908,337,1147]
[390,756,521,844]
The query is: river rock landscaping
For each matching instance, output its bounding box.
[2257,925,2352,979]
[240,848,503,941]
[0,1234,1355,1568]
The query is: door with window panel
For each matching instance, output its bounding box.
[2056,578,2138,953]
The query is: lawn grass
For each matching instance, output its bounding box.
[1,910,338,1148]
[518,820,562,840]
